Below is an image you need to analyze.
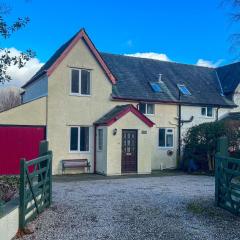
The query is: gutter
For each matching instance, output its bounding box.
[111,95,236,108]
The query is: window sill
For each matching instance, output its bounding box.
[158,146,174,150]
[70,93,91,97]
[69,151,91,154]
[200,115,214,119]
[144,113,155,116]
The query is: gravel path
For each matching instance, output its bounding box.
[22,175,240,240]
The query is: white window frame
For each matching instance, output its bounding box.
[139,103,155,115]
[69,126,90,153]
[70,68,91,96]
[201,106,214,118]
[97,128,103,151]
[158,128,174,148]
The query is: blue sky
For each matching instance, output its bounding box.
[2,0,239,86]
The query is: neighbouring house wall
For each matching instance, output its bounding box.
[181,106,230,138]
[106,112,152,176]
[96,126,108,174]
[0,97,47,126]
[232,84,240,112]
[22,76,48,103]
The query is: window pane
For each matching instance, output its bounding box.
[207,107,213,117]
[80,127,89,151]
[71,69,79,93]
[147,104,154,114]
[159,128,165,147]
[81,70,90,95]
[70,127,78,151]
[201,107,206,116]
[166,134,173,147]
[98,129,103,150]
[139,103,146,114]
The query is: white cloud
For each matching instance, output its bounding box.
[125,52,171,62]
[0,47,44,88]
[196,59,223,68]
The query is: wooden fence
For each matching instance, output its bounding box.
[19,141,52,230]
[215,137,240,215]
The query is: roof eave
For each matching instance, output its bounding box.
[111,95,236,108]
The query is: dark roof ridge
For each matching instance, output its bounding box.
[100,52,215,70]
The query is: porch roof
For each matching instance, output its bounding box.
[94,104,154,127]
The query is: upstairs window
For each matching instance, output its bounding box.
[71,69,91,95]
[201,107,213,117]
[159,128,174,148]
[139,103,155,115]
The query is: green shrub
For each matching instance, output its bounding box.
[183,119,240,171]
[183,122,225,171]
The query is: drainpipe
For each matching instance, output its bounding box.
[93,125,97,173]
[177,90,181,169]
[216,107,220,121]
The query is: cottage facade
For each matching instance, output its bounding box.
[0,29,236,175]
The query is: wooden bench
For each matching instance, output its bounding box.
[62,159,91,174]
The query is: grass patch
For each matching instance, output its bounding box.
[187,202,205,214]
[186,201,218,217]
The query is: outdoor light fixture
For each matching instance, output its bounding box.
[113,128,117,135]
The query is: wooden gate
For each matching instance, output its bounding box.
[19,141,52,230]
[215,137,240,215]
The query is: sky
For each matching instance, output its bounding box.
[1,0,240,87]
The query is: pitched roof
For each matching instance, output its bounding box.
[22,28,237,108]
[22,29,116,88]
[100,53,235,107]
[94,104,154,127]
[216,62,240,97]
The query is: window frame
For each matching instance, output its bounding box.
[177,84,191,96]
[201,106,214,118]
[70,68,91,96]
[69,126,90,153]
[138,103,155,115]
[158,128,174,148]
[97,128,103,151]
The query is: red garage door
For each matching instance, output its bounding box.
[0,126,46,175]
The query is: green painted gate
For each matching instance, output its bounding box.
[19,141,52,230]
[215,137,240,215]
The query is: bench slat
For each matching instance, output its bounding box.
[62,159,91,174]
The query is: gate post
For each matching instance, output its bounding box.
[19,158,26,230]
[215,137,229,206]
[217,136,229,157]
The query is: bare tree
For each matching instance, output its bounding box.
[0,89,21,111]
[223,0,240,53]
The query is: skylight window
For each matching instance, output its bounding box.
[177,84,191,96]
[149,82,162,93]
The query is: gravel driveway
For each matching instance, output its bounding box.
[22,175,240,240]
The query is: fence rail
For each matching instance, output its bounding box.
[19,141,52,230]
[215,137,240,215]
